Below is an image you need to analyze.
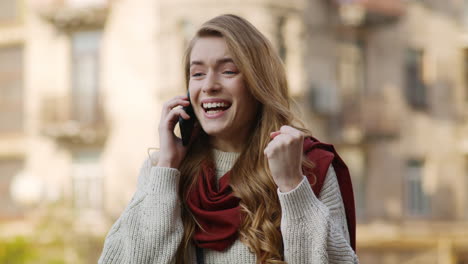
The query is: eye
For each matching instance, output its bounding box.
[191,72,204,77]
[223,70,237,75]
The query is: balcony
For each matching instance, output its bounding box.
[31,0,109,30]
[333,0,405,27]
[40,95,108,146]
[360,94,401,140]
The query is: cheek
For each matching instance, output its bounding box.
[235,85,255,105]
[232,87,258,118]
[188,81,198,94]
[188,84,202,116]
[228,79,249,98]
[188,83,200,102]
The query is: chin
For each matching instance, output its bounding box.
[201,124,228,137]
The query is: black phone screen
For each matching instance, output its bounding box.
[178,92,197,146]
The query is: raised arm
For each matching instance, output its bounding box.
[278,165,359,264]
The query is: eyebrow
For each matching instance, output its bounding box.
[190,57,235,67]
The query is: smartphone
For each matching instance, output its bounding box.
[179,92,197,146]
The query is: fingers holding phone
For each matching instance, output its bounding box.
[160,95,190,126]
[157,94,195,169]
[157,93,199,169]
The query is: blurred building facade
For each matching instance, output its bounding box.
[303,1,468,263]
[1,0,468,263]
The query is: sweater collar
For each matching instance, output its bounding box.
[212,149,240,177]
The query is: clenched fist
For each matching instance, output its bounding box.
[264,125,305,192]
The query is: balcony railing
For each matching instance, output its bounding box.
[40,95,108,145]
[360,94,401,140]
[333,0,405,26]
[32,0,109,30]
[334,93,401,143]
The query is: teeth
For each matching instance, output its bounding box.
[203,102,230,109]
[207,110,222,114]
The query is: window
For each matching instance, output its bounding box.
[72,150,103,211]
[405,48,427,109]
[0,0,18,22]
[71,31,102,125]
[464,48,468,103]
[465,155,468,219]
[337,40,365,130]
[276,16,287,61]
[465,0,468,28]
[310,41,364,117]
[338,41,364,99]
[0,159,24,219]
[0,45,23,133]
[405,159,431,217]
[309,81,340,115]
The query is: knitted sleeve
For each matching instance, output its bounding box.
[98,155,184,264]
[278,165,359,264]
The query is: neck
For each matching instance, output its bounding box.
[210,136,243,152]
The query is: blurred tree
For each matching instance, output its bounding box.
[0,237,35,264]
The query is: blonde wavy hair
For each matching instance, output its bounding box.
[175,14,315,264]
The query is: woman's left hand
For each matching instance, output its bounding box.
[264,125,305,192]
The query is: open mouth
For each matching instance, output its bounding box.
[202,102,232,114]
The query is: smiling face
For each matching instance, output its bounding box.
[188,36,259,151]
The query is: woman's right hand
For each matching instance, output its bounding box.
[156,95,193,169]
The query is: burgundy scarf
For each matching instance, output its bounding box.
[186,137,357,252]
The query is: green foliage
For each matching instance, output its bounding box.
[0,237,35,264]
[0,201,107,264]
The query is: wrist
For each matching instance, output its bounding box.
[156,159,179,169]
[277,175,304,193]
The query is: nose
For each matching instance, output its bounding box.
[202,71,221,94]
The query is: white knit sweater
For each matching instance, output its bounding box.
[98,149,359,263]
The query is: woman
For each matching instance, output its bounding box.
[99,14,359,264]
